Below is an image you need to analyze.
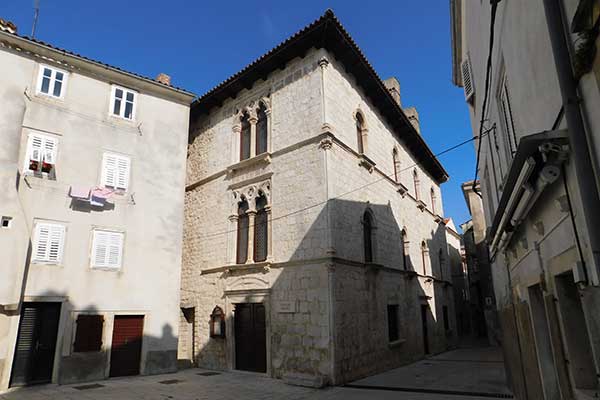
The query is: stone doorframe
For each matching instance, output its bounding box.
[224,278,271,376]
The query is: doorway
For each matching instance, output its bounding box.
[421,304,430,354]
[10,302,61,387]
[109,315,144,377]
[234,303,266,373]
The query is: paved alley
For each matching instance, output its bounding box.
[1,346,512,400]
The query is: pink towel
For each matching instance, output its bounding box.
[91,187,114,200]
[69,186,90,199]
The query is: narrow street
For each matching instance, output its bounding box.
[1,345,512,400]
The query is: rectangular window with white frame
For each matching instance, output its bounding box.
[101,152,131,191]
[91,229,124,269]
[37,65,67,99]
[110,85,137,120]
[33,221,66,264]
[24,133,58,179]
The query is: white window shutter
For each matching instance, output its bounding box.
[34,223,65,263]
[43,137,58,164]
[116,157,130,190]
[461,56,475,103]
[30,136,43,162]
[102,154,117,188]
[92,230,123,269]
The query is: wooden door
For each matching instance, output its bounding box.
[421,304,430,354]
[110,315,144,377]
[10,302,61,387]
[234,303,266,373]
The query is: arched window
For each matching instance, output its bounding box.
[236,198,249,264]
[413,169,420,200]
[438,249,445,280]
[356,112,365,154]
[363,211,374,263]
[256,103,268,155]
[421,241,428,275]
[393,148,400,182]
[401,229,408,270]
[254,193,268,262]
[430,187,436,214]
[240,112,251,161]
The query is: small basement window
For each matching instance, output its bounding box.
[73,314,104,352]
[1,216,12,228]
[387,304,400,342]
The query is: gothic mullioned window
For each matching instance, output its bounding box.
[363,211,374,263]
[356,112,366,154]
[240,112,251,161]
[430,187,437,214]
[392,148,400,182]
[413,169,421,200]
[254,192,268,262]
[421,241,428,275]
[256,103,268,155]
[401,228,408,270]
[236,198,249,264]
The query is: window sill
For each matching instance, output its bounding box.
[227,153,272,174]
[90,266,121,272]
[388,339,406,348]
[108,113,137,125]
[35,92,65,102]
[416,200,427,211]
[202,260,272,275]
[32,261,62,267]
[434,214,445,224]
[396,182,409,197]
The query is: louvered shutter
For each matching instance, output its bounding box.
[29,135,43,162]
[116,156,130,190]
[92,230,123,269]
[101,153,130,190]
[34,223,65,263]
[101,154,117,188]
[43,137,57,164]
[461,56,475,102]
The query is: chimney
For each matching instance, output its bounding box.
[0,18,17,34]
[156,73,171,86]
[403,107,421,134]
[383,77,402,107]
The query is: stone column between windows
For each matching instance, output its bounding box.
[249,115,258,158]
[227,214,238,264]
[246,209,257,263]
[232,124,242,164]
[265,109,273,153]
[265,205,273,260]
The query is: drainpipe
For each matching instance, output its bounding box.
[543,0,600,282]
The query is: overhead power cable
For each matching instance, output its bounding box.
[196,132,489,241]
[473,0,501,191]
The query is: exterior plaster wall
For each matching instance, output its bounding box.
[0,42,191,390]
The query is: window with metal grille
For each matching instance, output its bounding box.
[256,103,268,155]
[254,194,268,262]
[461,56,475,103]
[363,211,374,263]
[240,112,251,161]
[74,315,104,352]
[387,304,399,342]
[236,199,249,264]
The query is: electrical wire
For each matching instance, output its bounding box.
[196,132,489,240]
[473,0,501,191]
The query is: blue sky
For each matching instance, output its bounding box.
[1,1,475,228]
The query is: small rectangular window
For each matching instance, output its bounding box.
[111,85,137,120]
[25,133,58,179]
[91,230,124,269]
[101,153,131,191]
[37,65,67,98]
[1,216,12,228]
[33,222,66,264]
[73,314,104,352]
[387,304,400,342]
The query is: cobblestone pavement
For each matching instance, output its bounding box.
[1,347,511,400]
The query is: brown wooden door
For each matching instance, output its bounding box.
[235,303,266,373]
[10,302,61,387]
[110,315,144,377]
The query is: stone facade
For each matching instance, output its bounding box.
[183,13,457,385]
